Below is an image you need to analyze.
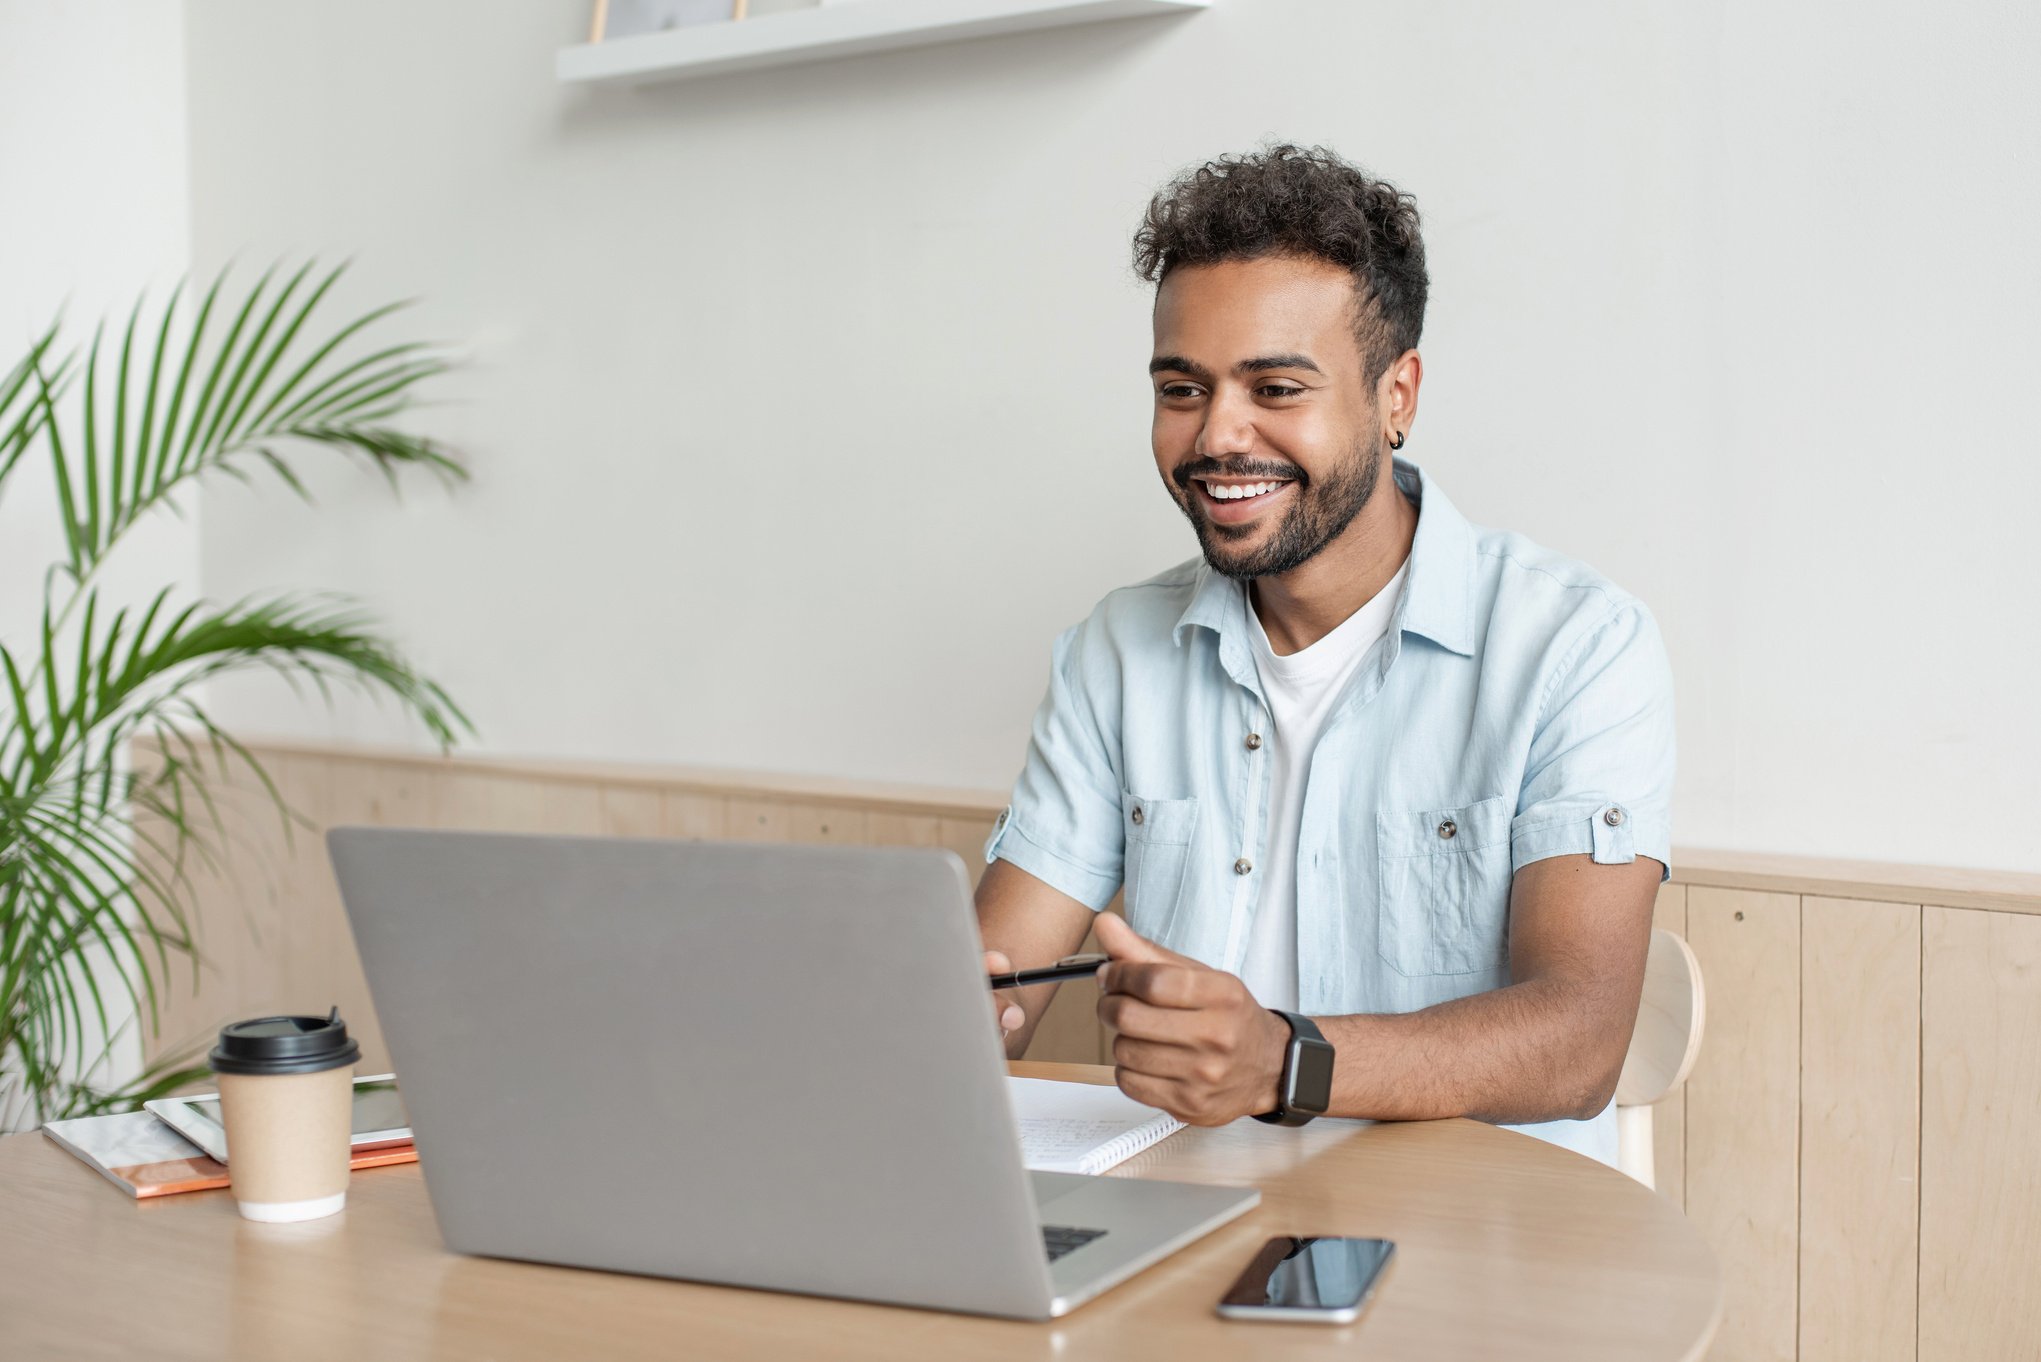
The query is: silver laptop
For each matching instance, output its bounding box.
[328,828,1258,1319]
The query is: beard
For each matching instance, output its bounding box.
[1170,437,1384,581]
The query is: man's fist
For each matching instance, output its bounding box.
[1093,912,1292,1126]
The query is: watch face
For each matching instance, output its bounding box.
[1292,1037,1335,1113]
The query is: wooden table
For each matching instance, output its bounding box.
[1,1062,1719,1360]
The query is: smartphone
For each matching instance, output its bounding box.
[1215,1236,1396,1324]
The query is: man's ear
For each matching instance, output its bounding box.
[1378,348,1424,444]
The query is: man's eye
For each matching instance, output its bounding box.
[1257,385,1305,399]
[1158,383,1202,400]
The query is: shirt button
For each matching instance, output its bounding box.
[1604,806,1626,827]
[1438,819,1457,840]
[1233,857,1253,875]
[1245,733,1262,751]
[1131,806,1145,826]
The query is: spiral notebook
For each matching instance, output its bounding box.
[1009,1076,1184,1175]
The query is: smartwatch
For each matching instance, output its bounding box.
[1252,1010,1335,1127]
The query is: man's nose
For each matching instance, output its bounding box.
[1195,388,1257,461]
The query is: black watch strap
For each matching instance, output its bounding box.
[1252,1009,1335,1127]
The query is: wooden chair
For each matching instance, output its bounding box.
[1615,928,1706,1189]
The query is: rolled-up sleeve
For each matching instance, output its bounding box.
[1509,601,1676,880]
[983,622,1125,911]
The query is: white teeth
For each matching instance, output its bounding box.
[1207,481,1281,500]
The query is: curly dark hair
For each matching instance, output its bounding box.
[1133,144,1428,381]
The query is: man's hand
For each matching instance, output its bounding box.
[975,860,1097,1058]
[985,951,1025,1042]
[1092,913,1291,1126]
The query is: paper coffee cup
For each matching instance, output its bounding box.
[209,1008,361,1223]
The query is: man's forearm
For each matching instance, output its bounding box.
[1313,976,1631,1125]
[999,979,1066,1059]
[975,859,1111,1060]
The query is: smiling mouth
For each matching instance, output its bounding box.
[1194,477,1294,504]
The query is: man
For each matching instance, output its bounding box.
[977,146,1674,1164]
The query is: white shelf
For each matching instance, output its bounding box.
[556,0,1209,86]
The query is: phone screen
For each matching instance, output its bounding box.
[1220,1236,1395,1313]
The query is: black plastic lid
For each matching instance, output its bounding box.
[209,1006,362,1076]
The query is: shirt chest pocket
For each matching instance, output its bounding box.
[1120,791,1197,938]
[1376,796,1513,977]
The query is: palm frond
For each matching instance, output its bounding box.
[0,262,471,1129]
[33,260,466,589]
[6,583,470,802]
[0,322,68,502]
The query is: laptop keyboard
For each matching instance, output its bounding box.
[1042,1225,1108,1262]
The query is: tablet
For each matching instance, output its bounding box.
[146,1073,411,1164]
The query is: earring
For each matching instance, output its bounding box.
[1389,431,1405,450]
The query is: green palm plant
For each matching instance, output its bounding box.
[0,261,471,1132]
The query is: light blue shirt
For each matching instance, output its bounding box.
[984,459,1676,1163]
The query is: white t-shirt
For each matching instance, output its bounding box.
[1235,560,1410,1011]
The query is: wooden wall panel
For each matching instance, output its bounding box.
[437,771,547,832]
[535,781,603,835]
[139,748,299,1070]
[1799,896,1919,1362]
[661,791,727,839]
[1685,887,1800,1362]
[1919,908,2041,1361]
[129,745,206,1069]
[243,753,326,1024]
[276,754,336,1014]
[596,785,663,838]
[311,756,398,1073]
[328,754,439,829]
[865,812,941,847]
[784,803,866,846]
[126,744,189,1070]
[937,818,995,890]
[725,798,790,843]
[1649,882,1689,1210]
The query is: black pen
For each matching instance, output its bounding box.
[987,953,1109,990]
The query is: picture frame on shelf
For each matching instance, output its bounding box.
[588,0,742,43]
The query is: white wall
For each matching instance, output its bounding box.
[0,0,191,1113]
[0,0,193,641]
[180,0,2041,873]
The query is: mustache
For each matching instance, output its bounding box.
[1172,458,1307,493]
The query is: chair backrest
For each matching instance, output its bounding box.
[1617,928,1706,1108]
